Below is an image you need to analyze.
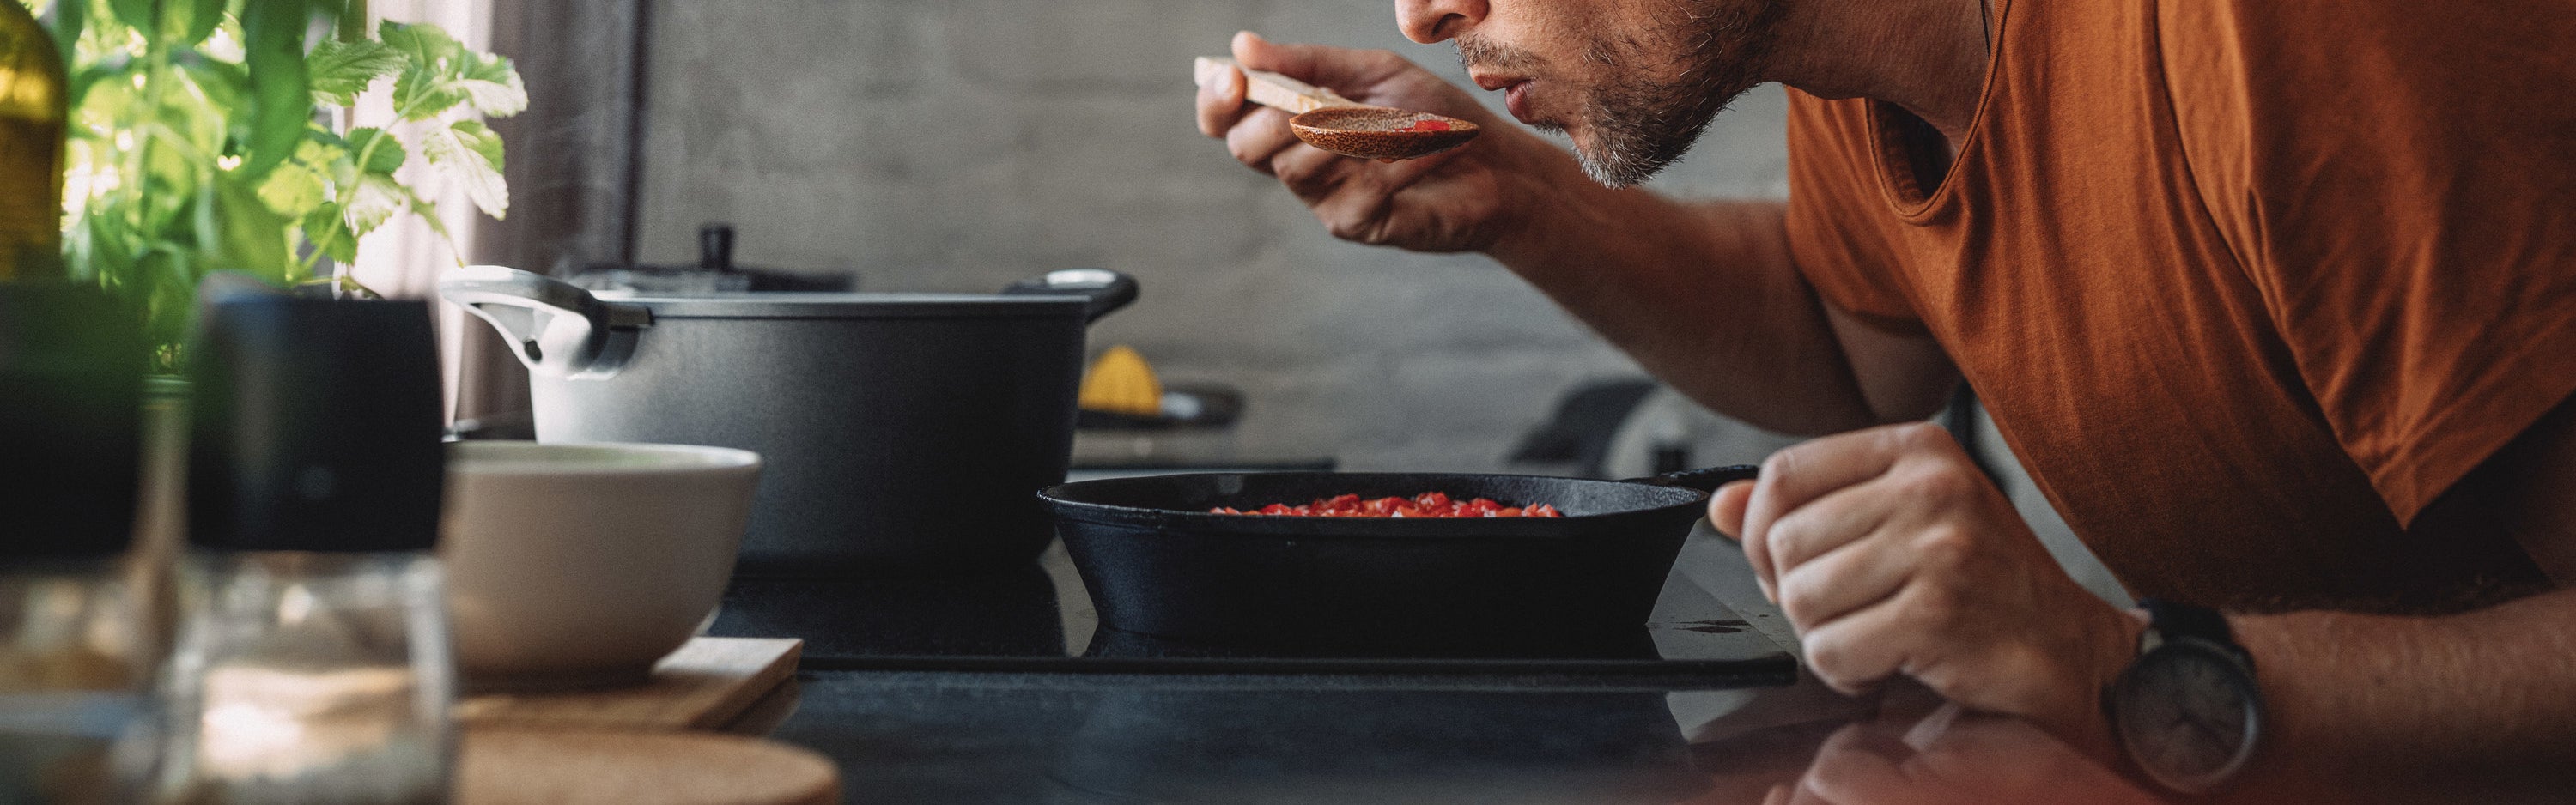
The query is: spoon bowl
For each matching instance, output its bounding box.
[1290,107,1481,161]
[1199,56,1483,162]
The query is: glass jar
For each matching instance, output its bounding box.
[0,558,143,805]
[145,551,453,805]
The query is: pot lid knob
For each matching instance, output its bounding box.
[700,224,736,273]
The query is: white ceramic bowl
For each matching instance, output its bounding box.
[440,441,760,688]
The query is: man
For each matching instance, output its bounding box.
[1198,0,2575,800]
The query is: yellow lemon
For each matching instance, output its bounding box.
[1078,344,1163,417]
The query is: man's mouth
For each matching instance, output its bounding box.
[1503,81,1534,123]
[1471,74,1538,123]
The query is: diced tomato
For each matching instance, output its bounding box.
[1209,491,1564,518]
[1408,119,1453,132]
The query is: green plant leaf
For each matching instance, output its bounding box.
[343,172,406,237]
[388,62,465,122]
[345,125,404,174]
[301,126,352,149]
[301,201,356,264]
[108,0,152,36]
[177,57,251,109]
[65,58,146,136]
[378,19,464,67]
[65,63,122,115]
[307,38,403,106]
[47,0,83,68]
[453,51,525,117]
[160,68,231,146]
[238,0,313,179]
[381,21,465,119]
[187,179,220,268]
[254,156,325,215]
[210,172,295,282]
[297,127,355,184]
[141,112,219,214]
[170,0,223,46]
[378,21,523,121]
[418,118,505,219]
[80,215,139,295]
[175,58,249,159]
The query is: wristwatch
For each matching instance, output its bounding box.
[2105,598,2265,794]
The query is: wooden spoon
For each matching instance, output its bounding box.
[1195,57,1480,162]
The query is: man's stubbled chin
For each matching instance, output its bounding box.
[1456,0,1784,187]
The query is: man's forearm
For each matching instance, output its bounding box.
[2222,590,2576,803]
[1482,172,1946,435]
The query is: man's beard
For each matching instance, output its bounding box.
[1462,0,1783,187]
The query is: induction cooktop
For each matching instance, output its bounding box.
[708,532,1799,691]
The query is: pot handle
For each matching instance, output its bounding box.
[1624,464,1759,493]
[1003,269,1139,324]
[437,265,653,379]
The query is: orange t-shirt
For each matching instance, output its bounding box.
[1781,0,2576,613]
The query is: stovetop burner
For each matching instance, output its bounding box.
[708,539,1796,689]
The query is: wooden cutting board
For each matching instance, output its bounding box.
[457,637,801,732]
[458,729,839,805]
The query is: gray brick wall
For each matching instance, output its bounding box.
[632,0,1791,471]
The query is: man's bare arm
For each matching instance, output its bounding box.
[1485,179,1957,434]
[1199,33,1957,436]
[2224,396,2576,803]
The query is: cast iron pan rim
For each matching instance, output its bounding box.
[1037,471,1713,540]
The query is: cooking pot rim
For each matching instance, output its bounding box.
[606,292,1094,320]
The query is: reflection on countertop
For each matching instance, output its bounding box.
[715,527,2166,804]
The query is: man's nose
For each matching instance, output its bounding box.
[1396,0,1487,44]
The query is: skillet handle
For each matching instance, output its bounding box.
[1625,464,1759,493]
[1004,269,1139,324]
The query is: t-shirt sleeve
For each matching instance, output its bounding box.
[2160,0,2576,523]
[1780,88,1927,333]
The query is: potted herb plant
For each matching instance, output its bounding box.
[22,0,527,661]
[36,0,524,372]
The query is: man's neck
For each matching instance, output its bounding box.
[1763,0,1994,145]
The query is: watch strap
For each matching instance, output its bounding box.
[2137,597,2251,669]
[2115,597,2266,795]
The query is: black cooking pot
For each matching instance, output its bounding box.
[442,265,1137,577]
[1037,465,1755,656]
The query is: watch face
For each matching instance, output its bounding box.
[2112,639,2261,793]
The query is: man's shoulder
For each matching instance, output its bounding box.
[2148,0,2576,528]
[2152,0,2576,192]
[2152,0,2576,115]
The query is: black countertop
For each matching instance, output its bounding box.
[713,527,2166,804]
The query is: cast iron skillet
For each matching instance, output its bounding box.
[1037,465,1756,657]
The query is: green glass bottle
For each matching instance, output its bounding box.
[0,0,67,281]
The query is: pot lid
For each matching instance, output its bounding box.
[602,291,1094,320]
